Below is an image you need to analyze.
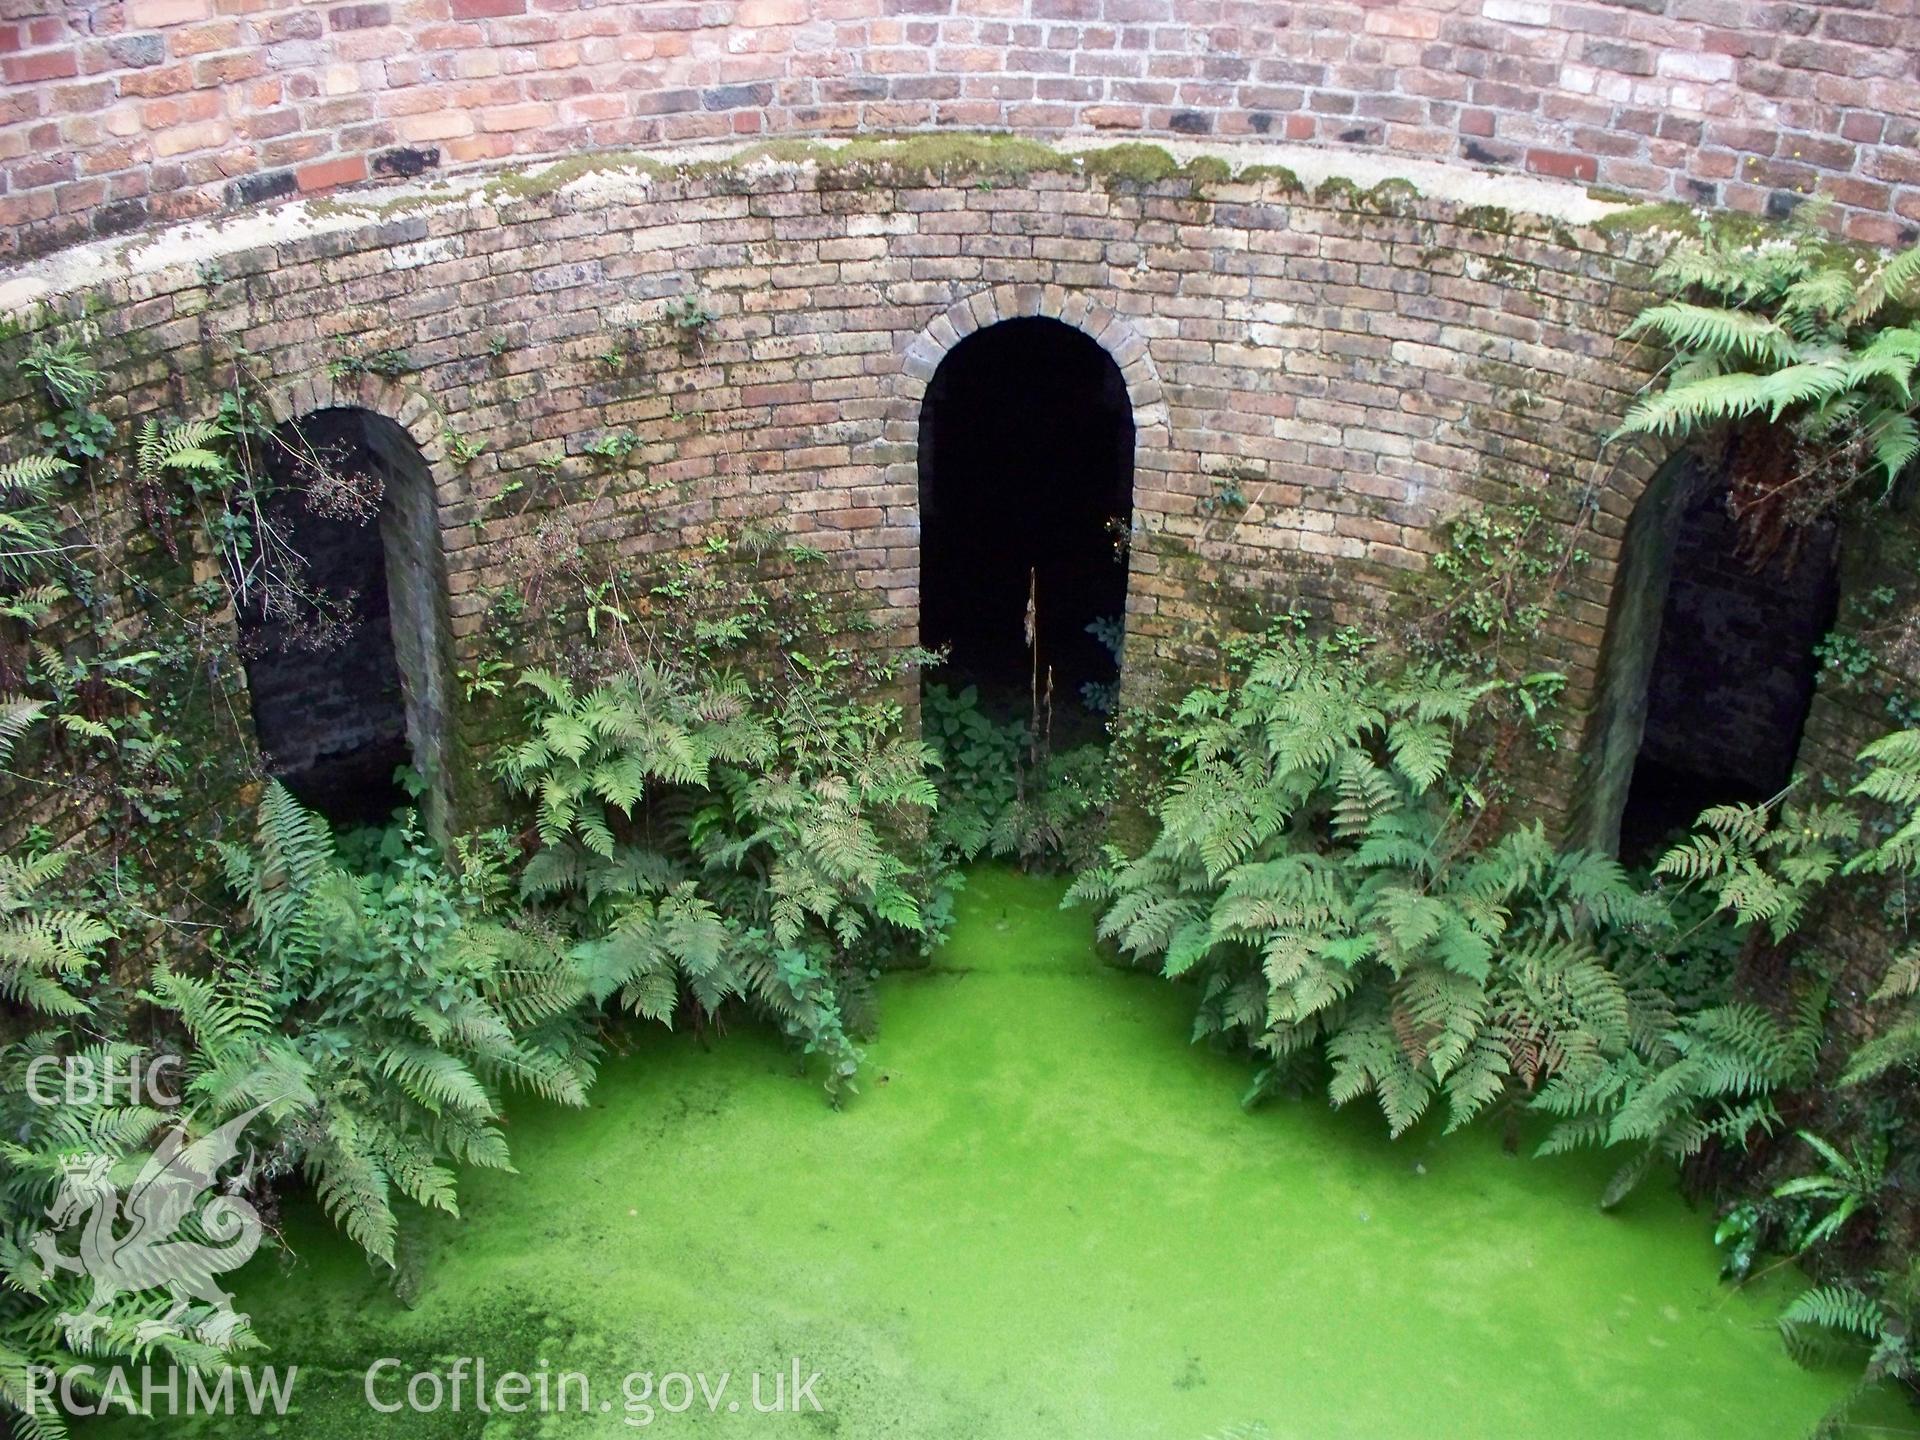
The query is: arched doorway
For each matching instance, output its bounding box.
[917,317,1134,721]
[1579,456,1839,860]
[236,407,453,829]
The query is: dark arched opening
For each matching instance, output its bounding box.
[236,408,454,830]
[1580,456,1839,861]
[918,317,1134,721]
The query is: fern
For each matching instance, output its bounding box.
[0,697,47,767]
[503,658,950,1104]
[134,418,225,496]
[1622,302,1796,366]
[1652,798,1854,942]
[0,853,106,1019]
[1848,243,1920,324]
[1614,211,1920,554]
[0,453,74,586]
[1534,995,1821,1206]
[1831,729,1920,1085]
[157,785,600,1268]
[0,862,255,1438]
[1074,631,1662,1138]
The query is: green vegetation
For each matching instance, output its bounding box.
[659,295,715,351]
[0,648,948,1431]
[500,660,946,1102]
[326,348,414,383]
[0,328,961,1430]
[1061,613,1920,1433]
[3,194,1920,1439]
[1614,200,1920,559]
[1597,214,1920,1433]
[922,683,1111,872]
[159,791,598,1267]
[1070,627,1662,1139]
[87,870,1910,1439]
[21,333,114,463]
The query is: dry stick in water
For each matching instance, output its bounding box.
[1026,567,1040,768]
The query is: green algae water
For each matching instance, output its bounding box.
[92,868,1912,1438]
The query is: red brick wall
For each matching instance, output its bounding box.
[3,0,1917,261]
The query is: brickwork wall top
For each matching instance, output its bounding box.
[2,0,1917,261]
[0,158,1674,841]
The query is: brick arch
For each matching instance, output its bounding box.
[895,284,1167,444]
[1567,443,1694,854]
[890,283,1173,562]
[0,159,1692,851]
[1569,434,1851,857]
[895,284,1164,703]
[261,371,448,474]
[244,373,461,834]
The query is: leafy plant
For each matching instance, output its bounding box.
[1196,473,1249,518]
[0,698,47,767]
[501,660,944,1102]
[1835,728,1920,1084]
[1614,204,1920,558]
[156,784,598,1266]
[1771,1130,1888,1253]
[1715,1198,1772,1280]
[1426,505,1587,681]
[1535,992,1824,1206]
[443,431,485,467]
[457,657,514,702]
[662,295,715,349]
[1653,796,1858,943]
[1080,616,1126,715]
[923,685,1110,871]
[327,348,413,382]
[583,430,640,462]
[0,851,107,1020]
[20,335,114,462]
[0,455,75,590]
[0,854,223,1440]
[1778,1269,1916,1434]
[1070,628,1668,1136]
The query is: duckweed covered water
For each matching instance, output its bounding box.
[95,868,1912,1438]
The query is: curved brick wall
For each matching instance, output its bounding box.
[0,149,1669,833]
[3,0,1918,260]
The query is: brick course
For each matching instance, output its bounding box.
[2,0,1918,259]
[0,157,1672,836]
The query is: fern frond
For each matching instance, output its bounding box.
[1622,302,1796,366]
[0,697,47,765]
[1780,1284,1884,1367]
[1847,244,1920,324]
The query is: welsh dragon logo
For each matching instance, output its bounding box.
[29,1102,273,1346]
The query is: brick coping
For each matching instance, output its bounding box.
[0,133,1636,316]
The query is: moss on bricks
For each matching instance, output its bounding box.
[1181,155,1235,187]
[1590,201,1707,241]
[732,134,1066,183]
[479,152,673,204]
[1077,143,1184,187]
[1311,175,1424,215]
[1234,164,1307,194]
